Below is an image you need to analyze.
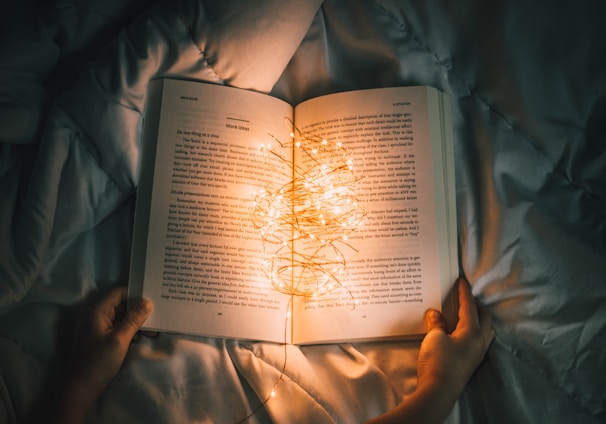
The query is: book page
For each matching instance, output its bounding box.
[131,79,295,342]
[291,86,457,344]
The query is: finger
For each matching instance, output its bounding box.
[455,278,480,332]
[92,287,127,314]
[425,309,449,333]
[114,299,153,344]
[90,287,128,330]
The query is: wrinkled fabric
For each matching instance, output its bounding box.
[1,0,605,423]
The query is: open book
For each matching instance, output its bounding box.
[128,78,457,345]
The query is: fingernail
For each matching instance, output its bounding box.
[135,299,151,314]
[426,309,439,320]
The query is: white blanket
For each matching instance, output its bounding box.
[1,0,605,423]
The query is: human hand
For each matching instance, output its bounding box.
[366,278,494,424]
[54,287,152,423]
[416,278,494,400]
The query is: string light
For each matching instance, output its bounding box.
[242,121,365,422]
[252,121,365,302]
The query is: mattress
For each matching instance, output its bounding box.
[1,0,605,422]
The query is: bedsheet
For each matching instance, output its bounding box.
[1,0,605,423]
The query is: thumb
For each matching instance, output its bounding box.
[116,299,152,342]
[425,309,448,333]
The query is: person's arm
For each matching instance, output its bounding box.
[53,287,152,424]
[366,278,494,424]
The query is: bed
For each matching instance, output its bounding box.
[1,0,605,422]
